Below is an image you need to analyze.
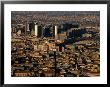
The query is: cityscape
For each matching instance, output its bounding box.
[11,11,100,77]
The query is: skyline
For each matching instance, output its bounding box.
[11,11,100,77]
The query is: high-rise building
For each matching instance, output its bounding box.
[55,25,58,39]
[42,26,51,37]
[16,24,25,35]
[35,24,38,36]
[27,23,30,31]
[37,26,42,38]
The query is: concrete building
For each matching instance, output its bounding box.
[55,25,58,39]
[35,23,38,36]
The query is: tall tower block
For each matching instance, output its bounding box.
[27,23,30,31]
[35,24,38,36]
[55,25,58,38]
